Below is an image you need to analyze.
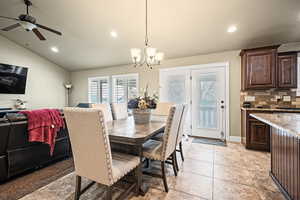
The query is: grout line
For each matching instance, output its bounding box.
[170,188,210,200]
[212,146,215,200]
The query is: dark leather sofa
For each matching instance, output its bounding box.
[0,112,71,182]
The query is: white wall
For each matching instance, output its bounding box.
[70,50,241,137]
[0,35,70,109]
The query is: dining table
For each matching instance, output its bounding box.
[106,115,167,195]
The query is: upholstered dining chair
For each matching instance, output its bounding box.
[142,104,184,192]
[63,108,140,200]
[175,104,188,163]
[151,102,175,140]
[152,102,175,116]
[91,103,113,122]
[111,103,128,120]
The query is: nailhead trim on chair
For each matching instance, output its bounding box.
[161,106,176,161]
[98,110,114,185]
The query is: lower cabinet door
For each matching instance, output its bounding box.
[248,119,270,151]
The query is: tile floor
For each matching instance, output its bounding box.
[19,140,285,200]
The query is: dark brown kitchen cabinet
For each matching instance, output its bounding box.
[241,109,270,151]
[277,52,298,88]
[248,118,270,151]
[241,46,279,90]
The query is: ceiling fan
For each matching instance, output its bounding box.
[0,0,62,40]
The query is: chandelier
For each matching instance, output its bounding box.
[130,0,164,69]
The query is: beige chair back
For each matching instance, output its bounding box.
[111,103,128,120]
[161,104,184,160]
[176,104,188,145]
[152,102,175,116]
[63,108,114,186]
[91,103,113,122]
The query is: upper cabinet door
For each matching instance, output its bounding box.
[277,53,298,88]
[241,46,279,90]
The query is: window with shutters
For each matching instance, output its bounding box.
[112,74,139,103]
[88,76,110,103]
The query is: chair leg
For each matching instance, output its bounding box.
[179,141,184,161]
[174,151,179,172]
[74,176,81,200]
[171,152,178,176]
[135,165,141,196]
[145,158,150,169]
[161,161,169,192]
[105,186,112,200]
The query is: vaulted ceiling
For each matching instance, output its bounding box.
[0,0,300,71]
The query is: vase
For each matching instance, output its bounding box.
[132,109,151,124]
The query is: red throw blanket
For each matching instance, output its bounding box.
[20,109,65,155]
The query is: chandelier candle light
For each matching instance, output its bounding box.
[130,0,164,69]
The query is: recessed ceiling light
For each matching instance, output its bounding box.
[227,25,237,33]
[51,47,59,53]
[110,31,118,38]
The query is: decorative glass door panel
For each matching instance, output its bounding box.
[160,69,191,134]
[197,74,218,129]
[192,67,225,139]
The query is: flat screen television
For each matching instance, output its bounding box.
[0,63,28,94]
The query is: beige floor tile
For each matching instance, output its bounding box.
[171,171,213,200]
[213,179,262,200]
[189,142,215,151]
[186,149,214,163]
[129,187,205,200]
[214,151,247,169]
[255,188,286,200]
[214,164,255,186]
[251,170,279,192]
[180,159,213,177]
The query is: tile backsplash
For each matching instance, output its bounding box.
[240,89,300,108]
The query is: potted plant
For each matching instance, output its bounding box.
[128,85,158,124]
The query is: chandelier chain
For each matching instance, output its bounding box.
[130,0,164,68]
[145,0,149,46]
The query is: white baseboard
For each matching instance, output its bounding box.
[229,136,241,143]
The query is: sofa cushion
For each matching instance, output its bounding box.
[0,155,7,182]
[7,138,70,178]
[0,121,10,155]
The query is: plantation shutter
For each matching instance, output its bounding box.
[112,74,138,103]
[127,77,138,100]
[88,77,109,103]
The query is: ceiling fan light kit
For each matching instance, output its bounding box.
[0,0,62,41]
[130,0,164,69]
[19,21,36,31]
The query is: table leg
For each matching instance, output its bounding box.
[137,145,149,196]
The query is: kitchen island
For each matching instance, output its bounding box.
[250,113,300,200]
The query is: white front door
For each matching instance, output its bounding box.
[191,67,226,139]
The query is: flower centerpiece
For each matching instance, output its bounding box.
[128,85,158,124]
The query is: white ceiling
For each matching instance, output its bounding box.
[0,0,300,71]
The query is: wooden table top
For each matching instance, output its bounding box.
[107,116,167,145]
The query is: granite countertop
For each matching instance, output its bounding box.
[250,113,300,137]
[241,107,300,112]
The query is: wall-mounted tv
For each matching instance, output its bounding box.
[0,63,28,94]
